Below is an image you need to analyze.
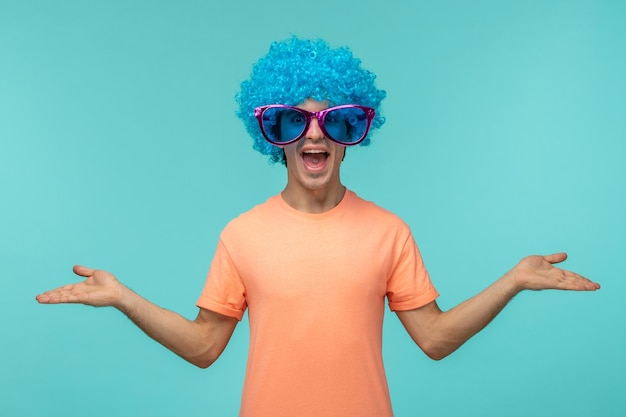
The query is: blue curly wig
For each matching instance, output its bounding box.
[236,36,386,164]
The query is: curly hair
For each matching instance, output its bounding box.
[236,36,387,164]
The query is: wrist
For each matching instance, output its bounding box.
[114,284,139,314]
[498,269,524,297]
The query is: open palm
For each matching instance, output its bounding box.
[514,253,600,291]
[36,265,123,307]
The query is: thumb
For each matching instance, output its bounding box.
[73,265,96,277]
[543,252,568,264]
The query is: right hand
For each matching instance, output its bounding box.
[36,265,124,307]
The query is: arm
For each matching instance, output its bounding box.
[36,265,238,368]
[396,252,600,361]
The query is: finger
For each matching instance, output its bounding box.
[36,284,84,304]
[73,265,96,277]
[543,252,567,264]
[554,269,600,291]
[569,273,601,291]
[566,278,600,291]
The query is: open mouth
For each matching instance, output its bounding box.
[301,150,329,170]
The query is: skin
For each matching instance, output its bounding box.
[397,252,599,360]
[36,98,600,367]
[36,265,238,368]
[279,99,347,213]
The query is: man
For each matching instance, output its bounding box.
[36,37,600,417]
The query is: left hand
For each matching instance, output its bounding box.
[511,252,600,291]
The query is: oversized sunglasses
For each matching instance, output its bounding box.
[254,104,376,146]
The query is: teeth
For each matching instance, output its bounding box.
[303,150,327,154]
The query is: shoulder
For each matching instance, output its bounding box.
[220,195,280,238]
[343,190,416,249]
[347,190,409,229]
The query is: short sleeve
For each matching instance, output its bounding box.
[196,239,247,320]
[386,233,439,311]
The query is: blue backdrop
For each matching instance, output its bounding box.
[1,1,624,416]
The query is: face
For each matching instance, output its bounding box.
[280,99,346,194]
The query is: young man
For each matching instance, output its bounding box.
[36,37,600,417]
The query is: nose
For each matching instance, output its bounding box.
[304,116,325,140]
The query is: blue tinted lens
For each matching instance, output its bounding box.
[261,107,306,143]
[323,107,368,143]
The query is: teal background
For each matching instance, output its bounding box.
[1,0,624,416]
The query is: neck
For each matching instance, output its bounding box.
[281,182,346,214]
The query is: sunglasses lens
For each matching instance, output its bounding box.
[258,105,373,145]
[261,107,307,144]
[323,107,370,144]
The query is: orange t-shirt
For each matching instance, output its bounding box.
[197,190,438,416]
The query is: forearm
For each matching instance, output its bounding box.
[399,253,599,360]
[116,286,219,367]
[36,266,236,367]
[399,271,521,360]
[428,273,520,358]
